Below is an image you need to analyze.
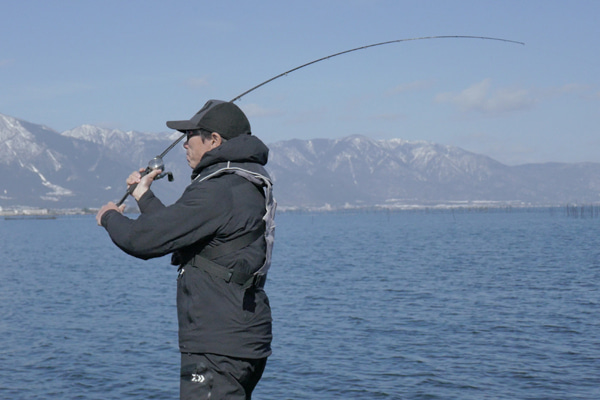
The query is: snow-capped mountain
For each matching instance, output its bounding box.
[0,114,187,210]
[62,125,180,151]
[267,135,600,207]
[2,112,600,211]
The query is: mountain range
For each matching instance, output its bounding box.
[2,112,599,212]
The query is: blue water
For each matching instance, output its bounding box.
[1,209,599,399]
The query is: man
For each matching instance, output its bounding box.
[96,100,275,400]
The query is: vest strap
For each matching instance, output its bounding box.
[198,222,265,260]
[188,255,266,289]
[187,224,267,289]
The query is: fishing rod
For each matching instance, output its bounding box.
[230,35,524,102]
[116,35,524,205]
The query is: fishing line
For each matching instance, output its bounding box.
[116,35,524,205]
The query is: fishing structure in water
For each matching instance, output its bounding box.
[116,35,524,205]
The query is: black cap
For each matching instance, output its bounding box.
[166,100,251,140]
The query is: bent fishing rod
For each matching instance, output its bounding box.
[116,35,524,205]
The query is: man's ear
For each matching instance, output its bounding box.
[211,132,223,148]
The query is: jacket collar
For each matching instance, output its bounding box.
[191,135,269,179]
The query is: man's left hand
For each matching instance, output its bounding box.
[96,202,125,226]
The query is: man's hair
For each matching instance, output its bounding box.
[199,129,227,143]
[198,129,213,141]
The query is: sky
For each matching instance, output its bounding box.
[1,0,599,165]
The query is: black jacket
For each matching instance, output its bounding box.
[101,135,272,359]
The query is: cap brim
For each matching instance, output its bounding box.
[166,120,197,132]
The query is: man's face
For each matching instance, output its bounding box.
[183,132,221,169]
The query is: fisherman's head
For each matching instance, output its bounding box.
[166,100,251,168]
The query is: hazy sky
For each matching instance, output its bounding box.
[2,0,598,165]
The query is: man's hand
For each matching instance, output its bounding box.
[128,168,163,201]
[96,202,125,226]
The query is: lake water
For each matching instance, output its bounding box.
[1,209,599,399]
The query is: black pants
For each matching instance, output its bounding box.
[180,353,267,400]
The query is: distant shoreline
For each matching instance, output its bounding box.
[2,203,600,218]
[0,208,94,217]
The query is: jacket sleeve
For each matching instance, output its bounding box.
[101,179,229,260]
[137,189,167,214]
